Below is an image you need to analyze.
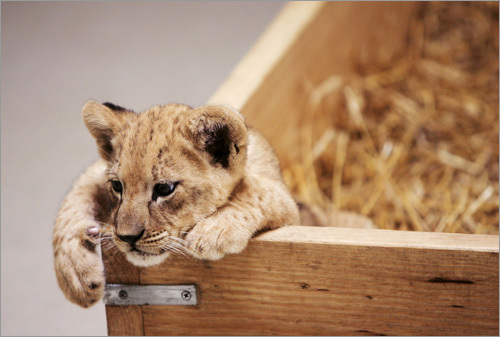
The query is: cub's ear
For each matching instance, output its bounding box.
[81,101,132,162]
[188,105,247,169]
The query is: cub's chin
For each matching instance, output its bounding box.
[124,250,170,267]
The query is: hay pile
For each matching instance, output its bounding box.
[284,2,499,234]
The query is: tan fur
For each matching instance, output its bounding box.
[53,101,300,308]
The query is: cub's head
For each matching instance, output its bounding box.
[82,101,247,266]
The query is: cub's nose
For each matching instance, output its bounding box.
[117,229,145,247]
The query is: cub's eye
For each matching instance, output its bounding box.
[153,182,177,200]
[111,180,123,193]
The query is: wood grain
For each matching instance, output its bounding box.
[258,226,499,252]
[105,306,144,336]
[102,248,144,336]
[209,1,422,167]
[135,227,498,336]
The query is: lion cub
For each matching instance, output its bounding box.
[53,101,300,307]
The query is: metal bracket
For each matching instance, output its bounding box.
[103,284,197,306]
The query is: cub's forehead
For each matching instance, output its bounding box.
[115,104,191,146]
[137,104,192,130]
[110,104,199,183]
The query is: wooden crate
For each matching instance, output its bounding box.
[104,2,499,335]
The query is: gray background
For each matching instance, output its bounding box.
[1,1,284,335]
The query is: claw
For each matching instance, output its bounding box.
[87,227,99,236]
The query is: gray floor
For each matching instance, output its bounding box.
[1,2,284,335]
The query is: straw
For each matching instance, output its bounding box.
[285,2,499,234]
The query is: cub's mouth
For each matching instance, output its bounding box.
[128,246,173,257]
[124,247,171,267]
[110,236,173,267]
[130,247,161,256]
[110,229,191,267]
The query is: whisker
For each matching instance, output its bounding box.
[99,237,113,243]
[167,236,188,247]
[97,145,118,162]
[109,246,121,257]
[99,237,114,244]
[94,220,112,226]
[161,239,189,257]
[164,244,188,257]
[99,240,114,248]
[98,234,113,242]
[171,244,187,255]
[169,236,187,245]
[100,242,117,254]
[173,244,197,257]
[177,230,218,239]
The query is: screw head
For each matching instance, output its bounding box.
[181,290,191,301]
[118,290,128,300]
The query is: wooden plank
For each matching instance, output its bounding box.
[138,226,499,336]
[102,247,144,336]
[209,2,421,167]
[258,226,499,252]
[105,306,144,337]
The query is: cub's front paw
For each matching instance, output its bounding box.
[185,218,252,260]
[53,226,105,308]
